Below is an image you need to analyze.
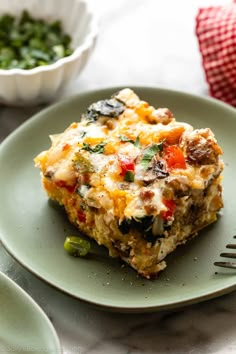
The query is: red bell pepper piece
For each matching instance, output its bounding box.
[118,155,135,176]
[55,180,75,193]
[164,145,186,170]
[161,199,176,220]
[77,209,86,223]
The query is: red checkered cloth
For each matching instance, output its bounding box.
[196,1,236,107]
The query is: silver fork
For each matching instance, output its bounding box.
[214,235,236,269]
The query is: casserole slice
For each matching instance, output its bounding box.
[35,88,224,278]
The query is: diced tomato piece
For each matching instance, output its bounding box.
[164,145,186,170]
[55,180,75,193]
[77,209,86,223]
[118,155,135,176]
[161,199,176,220]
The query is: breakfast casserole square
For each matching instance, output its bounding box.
[35,88,224,278]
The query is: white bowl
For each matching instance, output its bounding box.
[0,0,98,106]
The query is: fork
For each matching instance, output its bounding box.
[214,235,236,269]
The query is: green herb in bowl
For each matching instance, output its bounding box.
[0,10,73,70]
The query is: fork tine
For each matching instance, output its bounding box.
[214,236,236,269]
[220,252,236,259]
[214,261,236,269]
[226,244,236,249]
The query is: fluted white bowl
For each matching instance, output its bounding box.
[0,0,98,105]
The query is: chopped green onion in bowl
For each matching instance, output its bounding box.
[0,0,98,105]
[0,10,73,70]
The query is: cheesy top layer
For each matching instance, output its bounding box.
[35,88,223,224]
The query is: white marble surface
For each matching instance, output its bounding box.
[1,0,236,353]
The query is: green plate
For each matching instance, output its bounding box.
[0,271,61,353]
[0,87,236,313]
